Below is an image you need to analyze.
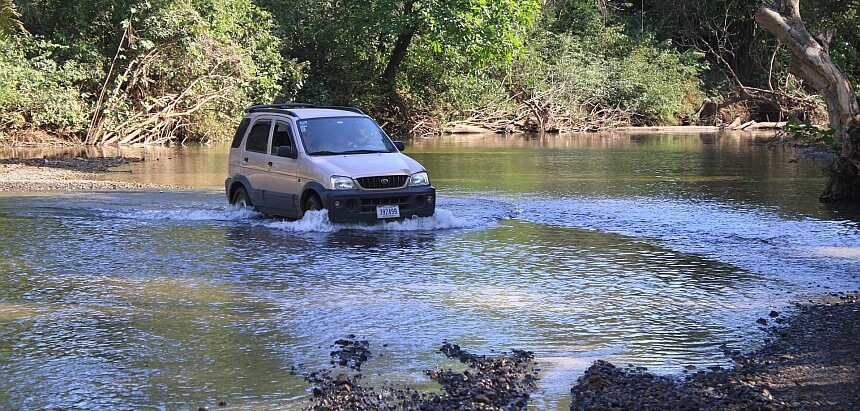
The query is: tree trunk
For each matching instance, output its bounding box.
[755,0,860,202]
[381,28,415,85]
[381,0,417,86]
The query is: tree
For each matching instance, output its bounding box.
[85,0,286,144]
[756,0,860,202]
[800,0,860,86]
[612,0,758,86]
[3,0,292,144]
[378,0,541,86]
[0,0,26,37]
[271,0,539,101]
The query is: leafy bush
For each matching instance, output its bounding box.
[4,0,303,144]
[444,21,706,126]
[88,0,290,143]
[0,37,94,142]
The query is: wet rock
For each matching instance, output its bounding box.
[301,338,538,410]
[569,294,860,411]
[329,337,371,371]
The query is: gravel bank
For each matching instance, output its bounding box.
[0,157,178,191]
[570,294,860,410]
[296,339,538,411]
[267,296,859,411]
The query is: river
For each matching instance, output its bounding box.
[1,131,859,410]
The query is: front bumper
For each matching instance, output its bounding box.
[318,186,436,223]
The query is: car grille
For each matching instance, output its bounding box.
[361,196,410,211]
[356,175,407,189]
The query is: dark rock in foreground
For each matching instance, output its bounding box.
[570,360,775,411]
[570,294,860,410]
[302,339,538,411]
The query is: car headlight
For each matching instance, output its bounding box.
[408,171,430,186]
[331,176,356,190]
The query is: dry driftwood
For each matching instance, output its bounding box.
[444,99,634,135]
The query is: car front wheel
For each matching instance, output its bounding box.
[304,193,323,213]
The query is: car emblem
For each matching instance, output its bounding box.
[380,178,389,185]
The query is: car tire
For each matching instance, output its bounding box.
[304,193,323,212]
[231,186,252,208]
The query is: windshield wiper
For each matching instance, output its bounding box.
[340,149,390,154]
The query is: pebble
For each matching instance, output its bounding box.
[301,338,537,410]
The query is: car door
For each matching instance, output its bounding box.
[262,119,299,212]
[241,118,273,206]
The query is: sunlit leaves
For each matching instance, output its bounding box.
[4,0,296,142]
[781,118,839,153]
[0,0,26,38]
[272,0,540,105]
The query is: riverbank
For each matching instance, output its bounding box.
[570,294,859,410]
[289,296,859,411]
[0,157,178,191]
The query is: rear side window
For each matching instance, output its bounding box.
[246,120,272,153]
[230,118,251,148]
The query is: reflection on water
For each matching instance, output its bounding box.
[1,132,859,410]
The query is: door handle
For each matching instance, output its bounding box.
[267,161,273,167]
[243,157,249,163]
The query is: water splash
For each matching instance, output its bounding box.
[101,203,487,234]
[108,205,261,222]
[264,208,477,233]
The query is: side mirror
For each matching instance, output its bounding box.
[276,145,297,159]
[393,141,405,151]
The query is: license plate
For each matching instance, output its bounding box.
[376,204,400,219]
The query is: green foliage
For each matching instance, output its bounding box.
[87,0,290,141]
[4,0,300,143]
[777,118,839,154]
[270,0,539,106]
[6,0,800,141]
[0,0,26,38]
[0,37,92,140]
[542,0,605,34]
[444,19,706,125]
[802,0,860,89]
[604,40,705,122]
[415,0,541,65]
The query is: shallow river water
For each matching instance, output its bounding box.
[1,132,859,410]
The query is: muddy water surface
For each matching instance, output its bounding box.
[1,132,859,410]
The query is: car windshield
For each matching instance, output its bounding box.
[298,117,396,155]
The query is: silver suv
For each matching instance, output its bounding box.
[225,103,435,222]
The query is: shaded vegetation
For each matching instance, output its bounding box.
[0,0,857,144]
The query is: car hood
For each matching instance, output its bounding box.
[310,152,425,178]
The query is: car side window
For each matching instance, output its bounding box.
[271,120,294,155]
[246,120,272,153]
[231,118,250,148]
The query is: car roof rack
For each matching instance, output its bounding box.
[245,103,317,113]
[319,106,366,115]
[245,103,366,115]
